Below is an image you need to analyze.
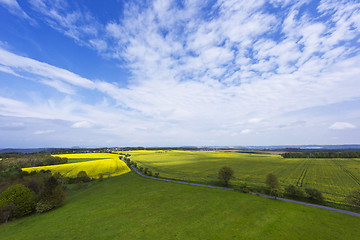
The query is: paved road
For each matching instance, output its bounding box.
[127,164,360,218]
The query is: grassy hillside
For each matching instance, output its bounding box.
[1,171,359,239]
[127,150,360,203]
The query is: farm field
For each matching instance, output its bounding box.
[0,171,359,240]
[22,153,130,179]
[127,150,360,204]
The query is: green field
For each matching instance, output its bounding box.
[0,171,359,239]
[127,150,360,203]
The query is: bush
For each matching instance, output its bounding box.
[37,185,66,213]
[0,203,18,223]
[98,174,104,181]
[239,183,250,193]
[0,184,35,217]
[35,200,54,213]
[284,184,305,199]
[144,168,149,175]
[24,178,43,194]
[346,189,360,209]
[154,173,159,177]
[77,171,91,183]
[148,170,152,176]
[305,188,323,202]
[139,167,143,172]
[36,177,66,213]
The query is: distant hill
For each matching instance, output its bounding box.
[0,148,54,154]
[1,144,360,154]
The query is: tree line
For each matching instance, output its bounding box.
[0,153,68,170]
[281,151,360,158]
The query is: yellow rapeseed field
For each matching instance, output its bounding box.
[22,153,130,179]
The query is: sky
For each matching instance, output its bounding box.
[0,0,359,148]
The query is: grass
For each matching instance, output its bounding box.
[0,171,359,239]
[127,150,360,203]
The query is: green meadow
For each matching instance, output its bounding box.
[0,171,359,240]
[128,150,360,204]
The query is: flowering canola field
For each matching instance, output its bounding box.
[22,153,130,178]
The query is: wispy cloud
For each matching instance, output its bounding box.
[0,0,36,24]
[0,47,95,90]
[33,129,55,135]
[71,121,93,128]
[329,122,356,130]
[27,0,102,49]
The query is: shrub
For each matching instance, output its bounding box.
[148,170,152,176]
[305,188,323,202]
[98,174,104,181]
[37,185,66,213]
[139,167,143,172]
[24,178,43,194]
[0,184,35,217]
[239,183,250,193]
[154,173,159,177]
[77,171,91,183]
[144,168,149,175]
[36,177,66,213]
[0,203,18,223]
[35,200,54,213]
[346,189,360,209]
[284,184,305,199]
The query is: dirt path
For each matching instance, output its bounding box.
[127,164,360,217]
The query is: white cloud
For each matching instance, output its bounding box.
[72,121,93,128]
[329,122,356,130]
[33,129,55,135]
[248,118,262,124]
[241,129,252,134]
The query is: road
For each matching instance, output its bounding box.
[127,164,360,217]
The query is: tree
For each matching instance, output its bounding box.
[265,173,281,198]
[218,166,234,186]
[0,184,35,217]
[346,189,360,209]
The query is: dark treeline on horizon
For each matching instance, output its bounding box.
[282,151,360,158]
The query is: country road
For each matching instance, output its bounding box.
[126,163,360,218]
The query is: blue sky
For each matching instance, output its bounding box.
[0,0,359,148]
